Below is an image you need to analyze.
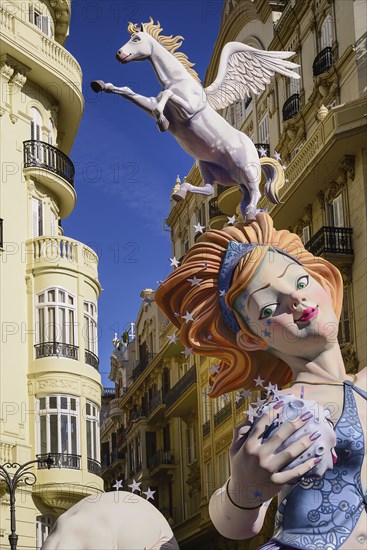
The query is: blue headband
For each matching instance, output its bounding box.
[218,242,300,334]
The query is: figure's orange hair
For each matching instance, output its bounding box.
[155,214,343,397]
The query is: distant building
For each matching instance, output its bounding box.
[102,0,366,548]
[0,1,103,547]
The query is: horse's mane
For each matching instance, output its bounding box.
[127,17,201,84]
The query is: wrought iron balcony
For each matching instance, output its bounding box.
[87,458,101,475]
[24,140,75,186]
[209,197,222,219]
[148,449,174,472]
[85,349,100,370]
[129,405,148,423]
[254,143,270,157]
[34,342,78,360]
[282,93,300,121]
[37,453,80,470]
[202,420,210,437]
[305,226,353,256]
[147,389,164,416]
[102,388,115,398]
[132,353,156,382]
[214,402,232,427]
[164,365,197,410]
[313,47,334,77]
[0,218,3,248]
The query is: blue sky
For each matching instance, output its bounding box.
[65,1,223,386]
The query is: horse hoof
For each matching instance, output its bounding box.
[90,80,105,93]
[172,189,187,202]
[157,117,170,133]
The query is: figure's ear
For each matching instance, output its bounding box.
[236,330,268,352]
[140,23,145,32]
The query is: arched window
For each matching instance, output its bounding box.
[320,14,333,50]
[85,400,100,464]
[84,301,98,355]
[30,107,42,141]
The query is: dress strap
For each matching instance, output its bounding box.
[344,379,367,400]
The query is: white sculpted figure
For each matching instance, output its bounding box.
[41,491,179,550]
[91,18,300,221]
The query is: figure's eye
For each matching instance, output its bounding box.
[297,275,309,290]
[260,304,278,319]
[132,35,141,42]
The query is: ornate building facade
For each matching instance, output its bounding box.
[103,0,366,548]
[0,2,103,548]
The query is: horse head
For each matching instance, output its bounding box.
[116,26,152,64]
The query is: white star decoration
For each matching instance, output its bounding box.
[209,364,220,375]
[219,289,226,297]
[240,389,252,399]
[258,145,267,157]
[182,311,194,323]
[274,151,282,161]
[254,376,265,388]
[143,487,156,501]
[112,479,123,491]
[128,479,142,493]
[167,334,178,345]
[281,163,287,171]
[227,215,237,225]
[265,382,275,395]
[193,222,205,234]
[244,406,257,422]
[253,396,266,408]
[170,257,180,268]
[181,347,193,357]
[187,276,203,287]
[235,394,242,404]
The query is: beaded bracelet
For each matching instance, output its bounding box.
[225,479,263,510]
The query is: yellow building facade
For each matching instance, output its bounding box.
[102,0,366,548]
[0,1,103,548]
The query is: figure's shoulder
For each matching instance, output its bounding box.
[354,366,367,391]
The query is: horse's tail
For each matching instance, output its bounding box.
[260,157,285,204]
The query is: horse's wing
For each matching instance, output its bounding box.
[204,42,300,110]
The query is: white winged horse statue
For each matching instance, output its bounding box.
[91,18,300,221]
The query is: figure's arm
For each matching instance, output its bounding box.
[209,402,321,539]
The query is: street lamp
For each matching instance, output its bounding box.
[0,454,53,550]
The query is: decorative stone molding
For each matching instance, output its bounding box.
[186,460,201,495]
[203,447,211,461]
[277,117,306,162]
[341,344,359,374]
[36,378,79,392]
[82,383,101,404]
[339,264,353,286]
[215,431,233,453]
[305,203,313,223]
[317,190,325,211]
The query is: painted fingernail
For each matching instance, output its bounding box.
[300,411,313,421]
[314,456,323,464]
[274,401,284,410]
[309,431,321,441]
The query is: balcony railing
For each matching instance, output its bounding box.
[209,197,223,219]
[132,353,156,382]
[24,140,75,186]
[214,402,232,427]
[148,449,174,471]
[305,226,353,256]
[102,388,115,398]
[164,366,197,410]
[34,342,79,360]
[313,47,334,77]
[110,448,124,463]
[147,389,164,416]
[282,93,300,121]
[129,405,148,423]
[87,457,101,475]
[85,349,100,370]
[0,218,3,248]
[37,453,80,470]
[202,420,210,437]
[254,143,270,157]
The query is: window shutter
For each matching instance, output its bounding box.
[29,4,34,24]
[302,226,311,244]
[332,195,344,227]
[32,198,40,237]
[50,211,57,235]
[40,15,51,37]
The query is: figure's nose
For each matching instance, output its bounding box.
[117,49,122,55]
[289,291,306,310]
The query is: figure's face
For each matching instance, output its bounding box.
[116,32,152,63]
[233,251,338,360]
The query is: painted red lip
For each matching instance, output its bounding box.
[296,307,318,323]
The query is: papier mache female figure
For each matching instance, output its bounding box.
[155,213,367,550]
